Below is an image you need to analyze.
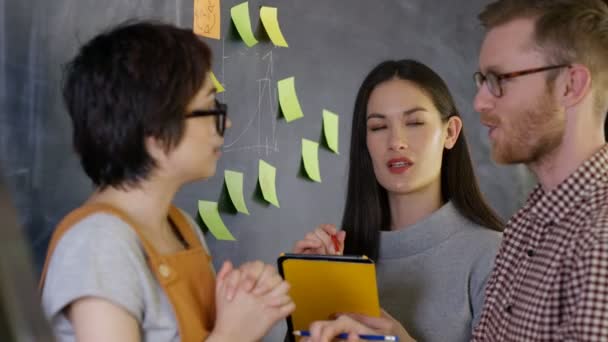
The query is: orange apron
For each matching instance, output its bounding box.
[39,203,216,341]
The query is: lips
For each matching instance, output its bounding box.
[480,118,499,141]
[482,124,498,140]
[387,157,413,174]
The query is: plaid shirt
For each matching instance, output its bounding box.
[473,144,608,341]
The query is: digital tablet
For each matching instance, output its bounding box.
[277,253,381,340]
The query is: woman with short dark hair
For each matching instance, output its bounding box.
[40,20,293,342]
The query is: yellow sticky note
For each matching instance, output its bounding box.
[278,77,304,122]
[259,6,288,47]
[225,170,249,215]
[302,139,321,182]
[193,0,221,39]
[259,160,280,207]
[210,71,225,93]
[230,1,258,47]
[198,200,236,241]
[323,110,339,154]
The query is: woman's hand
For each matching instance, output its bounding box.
[208,261,295,342]
[339,310,415,342]
[292,224,346,255]
[218,260,285,301]
[300,315,374,342]
[300,310,415,342]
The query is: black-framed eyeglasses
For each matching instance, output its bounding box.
[185,99,228,136]
[474,64,571,98]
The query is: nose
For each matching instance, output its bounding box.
[388,126,408,151]
[473,83,495,114]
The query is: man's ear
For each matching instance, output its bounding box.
[560,64,592,108]
[444,116,463,150]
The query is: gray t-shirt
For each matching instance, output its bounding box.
[377,202,501,342]
[41,211,212,342]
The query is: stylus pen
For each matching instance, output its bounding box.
[293,330,398,341]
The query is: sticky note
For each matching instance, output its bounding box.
[259,6,288,47]
[193,0,221,39]
[230,1,258,47]
[198,200,236,240]
[259,160,280,207]
[277,77,304,122]
[323,110,339,154]
[210,71,225,93]
[302,139,321,182]
[225,170,249,214]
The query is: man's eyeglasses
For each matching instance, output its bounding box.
[186,99,228,136]
[474,64,570,98]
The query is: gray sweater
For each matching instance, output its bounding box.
[377,202,501,342]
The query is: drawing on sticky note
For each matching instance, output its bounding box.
[194,0,221,39]
[302,139,321,182]
[198,200,236,240]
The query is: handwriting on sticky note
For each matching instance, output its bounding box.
[278,77,304,122]
[260,6,288,47]
[302,139,321,182]
[259,160,280,207]
[194,0,221,39]
[210,71,225,93]
[198,200,236,240]
[225,170,249,214]
[323,110,339,154]
[230,1,258,47]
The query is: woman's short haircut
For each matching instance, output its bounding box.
[62,20,212,189]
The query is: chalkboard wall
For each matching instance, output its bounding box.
[1,0,535,339]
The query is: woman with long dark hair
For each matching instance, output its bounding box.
[294,60,502,342]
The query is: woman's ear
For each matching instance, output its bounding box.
[444,116,462,150]
[145,136,168,164]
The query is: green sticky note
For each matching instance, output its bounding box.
[278,77,304,122]
[198,200,236,241]
[302,139,321,182]
[210,71,225,93]
[258,160,280,207]
[323,109,339,154]
[224,170,249,215]
[259,6,288,47]
[230,1,258,47]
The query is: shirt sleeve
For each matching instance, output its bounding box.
[565,233,608,340]
[41,214,148,324]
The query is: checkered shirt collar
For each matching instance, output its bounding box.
[521,144,608,227]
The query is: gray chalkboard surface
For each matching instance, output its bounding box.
[1,0,534,339]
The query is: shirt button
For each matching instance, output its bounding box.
[526,249,535,257]
[159,264,171,278]
[505,304,513,314]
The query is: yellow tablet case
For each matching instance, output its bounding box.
[277,254,381,337]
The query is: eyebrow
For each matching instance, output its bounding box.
[367,106,427,120]
[480,64,506,74]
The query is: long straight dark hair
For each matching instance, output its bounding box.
[342,60,503,261]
